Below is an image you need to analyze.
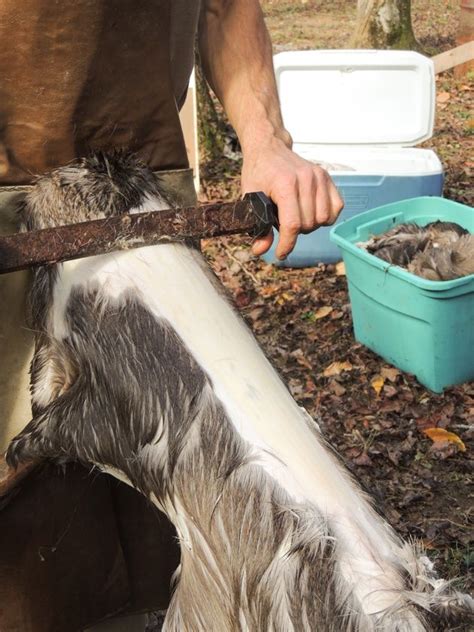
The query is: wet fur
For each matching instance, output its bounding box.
[362,221,474,281]
[7,153,474,631]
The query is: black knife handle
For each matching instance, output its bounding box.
[244,192,279,237]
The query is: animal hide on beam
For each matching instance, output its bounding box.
[7,153,474,631]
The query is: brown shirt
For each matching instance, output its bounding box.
[0,0,201,184]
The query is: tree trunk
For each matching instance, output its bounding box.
[455,0,474,77]
[352,0,420,50]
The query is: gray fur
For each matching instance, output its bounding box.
[7,153,473,631]
[409,234,474,281]
[361,221,473,281]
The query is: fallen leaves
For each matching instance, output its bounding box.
[314,305,333,319]
[199,6,473,587]
[437,90,451,104]
[383,384,398,398]
[328,379,346,396]
[234,289,252,308]
[423,427,467,452]
[369,367,400,397]
[371,375,385,396]
[301,305,334,321]
[346,447,373,467]
[323,360,353,377]
[335,261,346,276]
[291,348,313,370]
[276,291,293,305]
[260,284,283,298]
[381,366,400,382]
[416,401,456,431]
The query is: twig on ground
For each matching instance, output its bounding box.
[224,245,261,286]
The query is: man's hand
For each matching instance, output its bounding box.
[241,137,343,259]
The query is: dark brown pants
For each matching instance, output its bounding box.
[0,463,179,632]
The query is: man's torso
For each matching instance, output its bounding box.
[0,0,200,183]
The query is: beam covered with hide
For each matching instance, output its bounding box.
[6,153,473,631]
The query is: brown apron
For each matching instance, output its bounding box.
[0,1,200,629]
[0,0,189,184]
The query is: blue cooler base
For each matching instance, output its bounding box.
[262,173,443,267]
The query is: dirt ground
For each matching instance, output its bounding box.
[198,0,473,599]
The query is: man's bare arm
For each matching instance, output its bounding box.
[198,0,343,259]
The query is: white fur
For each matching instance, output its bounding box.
[49,241,412,618]
[31,356,57,408]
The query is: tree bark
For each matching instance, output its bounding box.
[455,0,474,77]
[352,0,420,50]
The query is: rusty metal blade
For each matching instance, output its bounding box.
[0,192,277,274]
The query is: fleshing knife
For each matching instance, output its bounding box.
[0,192,278,274]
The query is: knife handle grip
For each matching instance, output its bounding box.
[245,192,279,237]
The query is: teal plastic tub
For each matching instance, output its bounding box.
[330,197,474,392]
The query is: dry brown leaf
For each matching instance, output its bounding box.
[383,384,398,398]
[371,375,385,396]
[423,427,466,452]
[380,366,400,382]
[260,284,280,297]
[234,249,252,263]
[323,361,353,377]
[417,402,455,432]
[335,261,346,276]
[416,416,432,431]
[276,292,293,305]
[292,349,313,370]
[235,290,251,308]
[329,379,346,396]
[436,91,451,104]
[314,306,333,319]
[346,447,373,467]
[248,307,264,322]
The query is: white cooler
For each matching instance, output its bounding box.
[262,50,444,266]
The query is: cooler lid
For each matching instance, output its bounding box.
[275,50,435,148]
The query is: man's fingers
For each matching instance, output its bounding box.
[251,231,274,256]
[274,188,301,260]
[316,169,344,226]
[297,166,318,233]
[313,167,333,226]
[328,180,344,223]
